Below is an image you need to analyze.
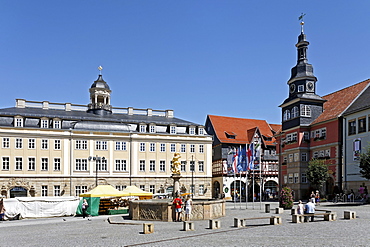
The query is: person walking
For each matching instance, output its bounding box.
[82,199,89,219]
[184,195,193,221]
[173,195,183,222]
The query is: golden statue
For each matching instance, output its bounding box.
[171,152,181,175]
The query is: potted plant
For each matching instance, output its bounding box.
[279,187,293,209]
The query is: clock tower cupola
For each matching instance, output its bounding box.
[280,19,325,131]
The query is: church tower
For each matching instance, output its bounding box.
[280,21,325,131]
[87,67,112,115]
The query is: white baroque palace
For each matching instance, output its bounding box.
[0,74,213,198]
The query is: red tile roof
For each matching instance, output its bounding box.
[208,115,280,145]
[312,79,370,124]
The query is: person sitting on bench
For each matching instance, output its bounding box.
[304,198,316,222]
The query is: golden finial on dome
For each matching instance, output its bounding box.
[98,66,103,75]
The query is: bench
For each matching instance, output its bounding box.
[344,211,356,220]
[209,219,221,229]
[292,212,337,223]
[234,216,282,227]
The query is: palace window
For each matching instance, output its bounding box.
[41,119,49,128]
[149,160,155,172]
[199,144,204,153]
[283,110,291,121]
[139,160,145,171]
[54,140,61,150]
[170,144,176,153]
[2,157,10,170]
[75,159,88,171]
[149,143,156,152]
[41,158,48,171]
[15,157,22,170]
[115,141,127,151]
[41,139,48,150]
[160,143,166,152]
[28,139,36,149]
[115,160,127,171]
[54,185,61,196]
[54,158,61,171]
[140,143,146,152]
[15,138,23,149]
[14,117,23,127]
[41,185,48,197]
[2,138,10,148]
[159,160,166,172]
[198,161,204,172]
[28,157,36,170]
[96,141,107,150]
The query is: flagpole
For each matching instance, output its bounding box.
[259,140,262,210]
[245,143,248,209]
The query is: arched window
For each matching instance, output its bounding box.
[291,106,299,118]
[283,110,291,121]
[300,105,311,117]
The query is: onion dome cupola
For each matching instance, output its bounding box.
[87,66,112,115]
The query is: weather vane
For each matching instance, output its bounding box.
[298,13,306,33]
[98,66,103,75]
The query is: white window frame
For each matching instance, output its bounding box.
[41,158,48,171]
[115,159,127,171]
[189,127,195,135]
[15,138,23,149]
[54,158,61,171]
[140,125,146,133]
[198,161,204,172]
[149,143,156,152]
[2,157,10,170]
[159,160,166,172]
[41,139,48,150]
[28,139,35,149]
[115,141,127,151]
[53,120,61,129]
[15,117,23,127]
[149,125,156,133]
[28,157,36,170]
[199,144,204,153]
[149,160,155,172]
[170,144,176,153]
[41,119,49,129]
[160,143,166,152]
[140,143,146,152]
[139,160,145,171]
[54,140,61,150]
[2,138,10,148]
[170,126,176,134]
[41,185,48,197]
[180,144,186,153]
[190,144,195,153]
[300,105,311,117]
[54,185,61,196]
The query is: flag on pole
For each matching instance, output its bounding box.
[238,146,246,172]
[247,143,254,170]
[232,148,239,174]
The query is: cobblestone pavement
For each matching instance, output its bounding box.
[0,201,369,247]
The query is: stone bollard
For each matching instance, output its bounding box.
[344,211,356,220]
[209,219,221,229]
[183,221,195,231]
[143,223,154,234]
[291,208,297,215]
[270,216,282,225]
[275,207,284,214]
[234,218,244,228]
[265,204,270,213]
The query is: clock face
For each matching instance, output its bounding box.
[307,82,314,92]
[290,84,296,93]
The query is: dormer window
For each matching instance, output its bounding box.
[189,127,195,135]
[225,131,236,139]
[139,124,146,133]
[198,127,205,135]
[53,119,61,129]
[149,125,156,133]
[170,126,176,134]
[41,119,49,128]
[14,117,23,127]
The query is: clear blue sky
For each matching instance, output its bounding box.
[1,1,370,125]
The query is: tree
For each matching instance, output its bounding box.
[359,146,370,180]
[306,159,329,192]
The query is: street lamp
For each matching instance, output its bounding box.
[88,155,106,187]
[191,155,194,199]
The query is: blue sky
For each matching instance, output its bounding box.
[1,1,370,125]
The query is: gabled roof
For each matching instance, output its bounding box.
[207,115,280,145]
[312,79,370,124]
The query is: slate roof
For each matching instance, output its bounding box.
[311,79,370,125]
[207,115,280,145]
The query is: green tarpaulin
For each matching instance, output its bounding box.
[76,197,100,216]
